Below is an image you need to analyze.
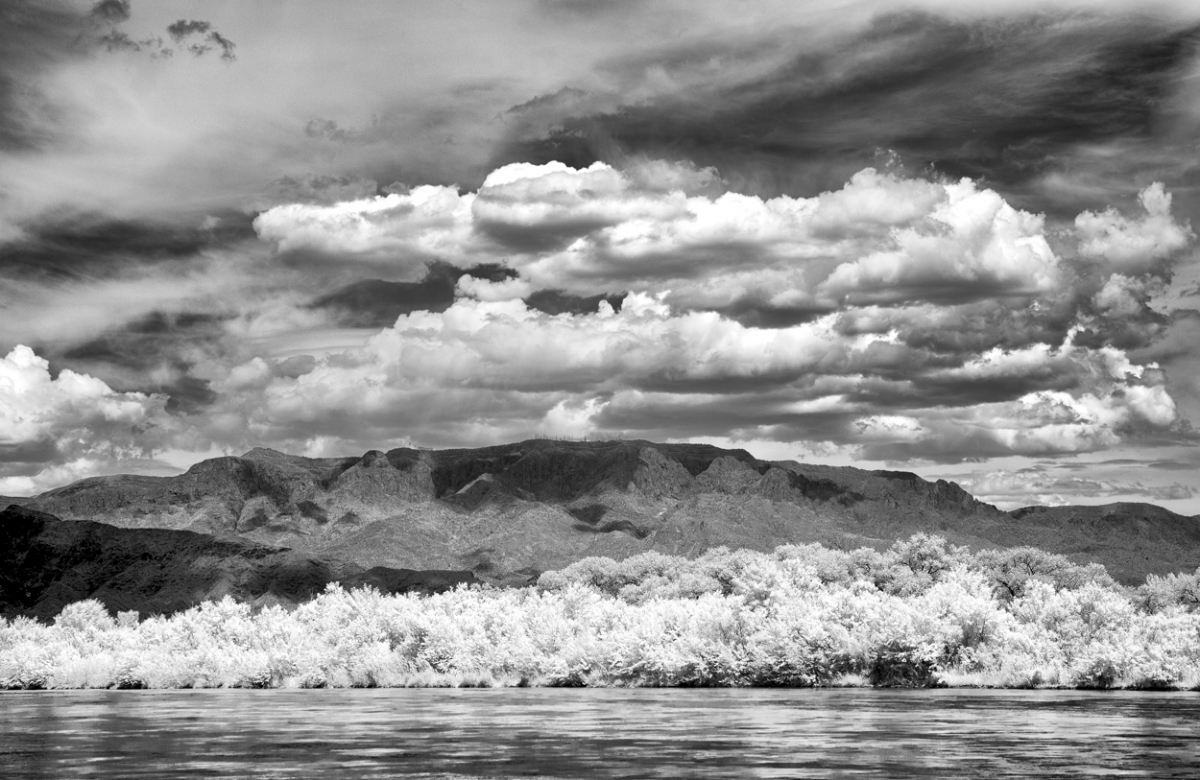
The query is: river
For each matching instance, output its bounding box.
[1,688,1197,778]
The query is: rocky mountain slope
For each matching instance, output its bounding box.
[10,439,1200,584]
[999,503,1200,585]
[0,505,478,621]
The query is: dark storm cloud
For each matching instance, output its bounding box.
[717,300,833,329]
[0,211,256,280]
[53,311,228,414]
[523,289,626,316]
[911,370,1080,407]
[497,11,1200,213]
[310,263,463,327]
[310,262,524,327]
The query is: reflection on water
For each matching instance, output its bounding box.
[1,689,1198,779]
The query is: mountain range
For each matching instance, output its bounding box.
[5,440,1199,610]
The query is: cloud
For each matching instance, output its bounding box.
[56,311,229,415]
[263,175,382,207]
[1092,273,1161,318]
[957,466,1198,510]
[0,345,173,493]
[0,1,88,152]
[308,262,518,327]
[91,1,132,25]
[496,9,1200,217]
[178,288,1180,464]
[252,185,478,276]
[166,19,211,41]
[859,383,1176,462]
[473,160,694,251]
[0,211,255,280]
[256,163,1195,340]
[3,1,1199,506]
[214,158,1196,466]
[1074,182,1194,274]
[167,21,236,62]
[3,151,1190,487]
[817,179,1061,305]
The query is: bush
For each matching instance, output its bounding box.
[4,536,1199,690]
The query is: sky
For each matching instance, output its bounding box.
[3,0,1200,513]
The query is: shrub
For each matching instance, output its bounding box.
[4,536,1200,690]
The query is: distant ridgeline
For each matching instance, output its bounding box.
[7,439,1199,591]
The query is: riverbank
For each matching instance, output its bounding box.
[4,537,1200,691]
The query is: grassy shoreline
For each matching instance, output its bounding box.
[5,536,1200,691]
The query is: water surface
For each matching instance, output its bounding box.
[2,689,1197,778]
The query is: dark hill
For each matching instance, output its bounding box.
[0,505,479,621]
[1002,503,1200,583]
[16,439,1200,584]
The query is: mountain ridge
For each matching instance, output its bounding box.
[10,439,1200,585]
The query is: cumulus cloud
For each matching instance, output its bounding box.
[0,345,174,493]
[252,185,478,277]
[817,179,1061,305]
[250,164,1191,388]
[254,161,1082,315]
[1075,183,1194,274]
[217,160,1198,467]
[1092,273,1163,318]
[179,288,1180,465]
[456,274,534,302]
[5,155,1190,487]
